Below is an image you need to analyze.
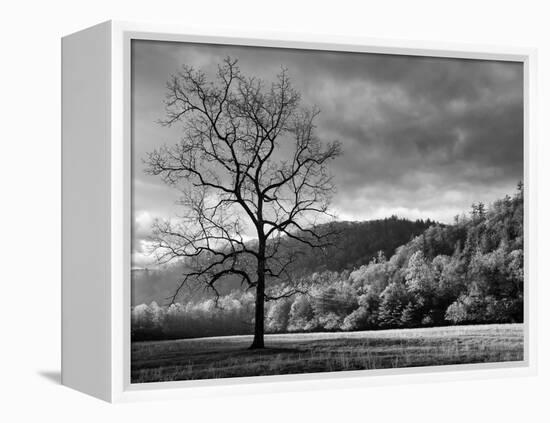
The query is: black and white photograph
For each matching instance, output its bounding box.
[130,40,524,383]
[8,0,550,418]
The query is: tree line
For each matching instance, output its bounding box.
[132,184,523,341]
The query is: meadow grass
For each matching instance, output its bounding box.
[131,323,523,383]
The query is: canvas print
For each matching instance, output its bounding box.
[130,40,524,383]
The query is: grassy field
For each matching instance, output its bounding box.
[131,323,524,383]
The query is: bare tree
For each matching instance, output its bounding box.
[145,58,341,349]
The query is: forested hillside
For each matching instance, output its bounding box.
[281,217,436,273]
[132,185,523,341]
[131,217,432,305]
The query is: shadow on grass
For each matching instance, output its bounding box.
[134,346,303,370]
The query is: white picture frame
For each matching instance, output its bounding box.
[61,20,537,403]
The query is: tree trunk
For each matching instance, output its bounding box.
[250,241,266,349]
[249,273,265,349]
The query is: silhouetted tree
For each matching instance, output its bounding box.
[144,58,341,349]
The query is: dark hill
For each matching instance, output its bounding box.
[285,216,434,274]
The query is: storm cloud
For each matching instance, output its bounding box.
[131,40,523,267]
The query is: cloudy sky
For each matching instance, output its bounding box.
[131,40,523,268]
